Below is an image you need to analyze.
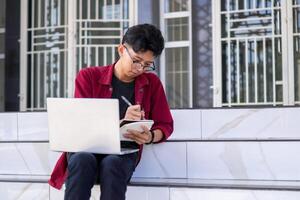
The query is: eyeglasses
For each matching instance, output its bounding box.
[123,45,156,71]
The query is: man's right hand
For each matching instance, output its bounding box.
[124,105,145,120]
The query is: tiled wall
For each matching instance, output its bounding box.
[0,182,49,200]
[170,108,300,140]
[1,108,300,199]
[0,143,59,175]
[187,142,300,180]
[0,112,48,141]
[1,141,300,180]
[2,108,300,141]
[17,112,49,140]
[201,108,300,139]
[0,113,18,140]
[1,109,300,180]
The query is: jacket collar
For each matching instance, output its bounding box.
[97,63,115,85]
[98,62,149,88]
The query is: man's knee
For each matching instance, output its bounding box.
[68,152,97,173]
[99,155,135,181]
[100,155,122,173]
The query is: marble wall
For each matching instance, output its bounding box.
[1,108,300,199]
[187,141,300,180]
[2,108,300,142]
[0,182,49,200]
[1,141,300,181]
[1,109,300,180]
[0,143,59,175]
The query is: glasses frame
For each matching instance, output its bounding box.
[123,45,156,71]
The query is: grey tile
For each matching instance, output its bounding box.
[0,113,18,141]
[18,112,49,141]
[133,142,187,178]
[187,141,300,180]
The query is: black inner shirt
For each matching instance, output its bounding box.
[111,74,139,149]
[111,74,135,119]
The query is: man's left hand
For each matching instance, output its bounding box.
[123,125,152,145]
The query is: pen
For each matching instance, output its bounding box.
[121,96,132,106]
[138,101,145,120]
[121,96,145,120]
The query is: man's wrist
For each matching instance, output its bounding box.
[145,130,155,145]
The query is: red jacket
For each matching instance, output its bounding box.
[48,63,174,189]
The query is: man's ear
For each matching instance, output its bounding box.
[118,44,125,57]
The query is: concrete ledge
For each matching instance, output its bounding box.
[1,175,300,191]
[130,178,300,191]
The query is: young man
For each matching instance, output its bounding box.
[48,24,173,200]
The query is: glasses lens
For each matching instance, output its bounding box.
[143,66,155,71]
[131,60,155,71]
[132,62,143,69]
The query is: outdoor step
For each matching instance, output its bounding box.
[1,141,300,181]
[1,175,300,200]
[2,108,300,142]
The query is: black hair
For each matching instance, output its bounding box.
[121,23,165,57]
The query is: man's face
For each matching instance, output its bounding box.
[118,44,155,78]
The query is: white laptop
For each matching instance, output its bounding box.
[47,98,139,155]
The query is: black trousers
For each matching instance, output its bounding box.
[64,152,138,200]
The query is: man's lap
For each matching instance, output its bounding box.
[66,152,139,183]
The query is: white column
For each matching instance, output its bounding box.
[20,0,29,111]
[67,0,77,97]
[212,0,222,107]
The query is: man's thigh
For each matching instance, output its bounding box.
[97,152,139,182]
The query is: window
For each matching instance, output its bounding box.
[20,0,136,111]
[20,0,68,111]
[75,0,132,72]
[160,0,193,108]
[212,0,295,107]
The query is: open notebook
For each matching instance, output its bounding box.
[120,119,154,141]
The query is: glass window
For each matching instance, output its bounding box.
[161,0,192,108]
[218,0,284,106]
[165,17,189,41]
[0,59,4,111]
[165,47,190,108]
[165,0,188,12]
[22,0,134,111]
[294,3,300,102]
[76,0,128,70]
[0,34,4,54]
[26,0,68,110]
[0,0,5,27]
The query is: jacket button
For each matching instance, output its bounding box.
[139,89,143,92]
[109,87,113,91]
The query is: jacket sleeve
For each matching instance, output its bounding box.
[48,152,68,190]
[74,68,93,98]
[149,78,174,143]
